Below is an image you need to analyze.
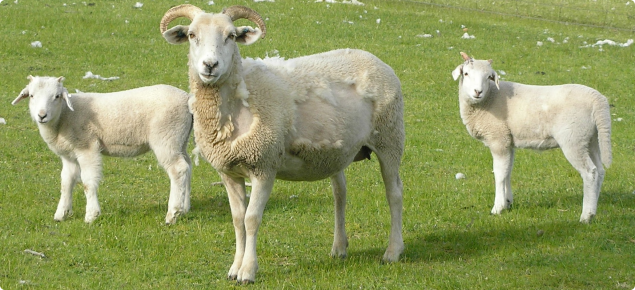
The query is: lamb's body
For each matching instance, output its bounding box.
[453,52,611,223]
[161,5,404,283]
[13,77,193,224]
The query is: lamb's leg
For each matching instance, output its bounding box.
[222,173,248,281]
[237,174,275,284]
[54,157,80,221]
[376,151,404,263]
[162,153,192,225]
[490,147,514,215]
[330,171,348,259]
[562,142,601,223]
[77,151,102,223]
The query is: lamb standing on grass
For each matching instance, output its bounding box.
[160,4,405,283]
[452,52,612,223]
[12,76,193,224]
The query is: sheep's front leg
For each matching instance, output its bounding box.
[54,157,80,221]
[237,175,275,284]
[77,151,102,223]
[490,147,514,215]
[330,171,348,258]
[222,173,248,281]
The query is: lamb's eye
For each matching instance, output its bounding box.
[54,94,61,99]
[464,72,468,76]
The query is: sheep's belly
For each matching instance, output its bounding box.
[276,150,358,181]
[513,137,559,150]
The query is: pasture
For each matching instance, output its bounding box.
[1,0,634,288]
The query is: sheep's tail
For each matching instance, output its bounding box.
[593,93,612,168]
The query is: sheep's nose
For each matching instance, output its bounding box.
[474,89,482,97]
[203,60,218,71]
[38,113,47,121]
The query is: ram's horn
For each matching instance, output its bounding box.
[222,5,266,39]
[160,4,203,34]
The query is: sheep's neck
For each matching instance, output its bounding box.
[190,80,235,146]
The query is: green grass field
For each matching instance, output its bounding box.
[1,0,634,288]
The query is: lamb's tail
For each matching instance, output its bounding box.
[593,93,612,168]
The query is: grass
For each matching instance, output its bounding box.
[1,0,634,288]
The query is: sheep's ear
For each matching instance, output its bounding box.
[460,52,471,62]
[163,25,190,44]
[489,71,500,90]
[62,88,74,111]
[452,64,463,81]
[235,26,262,45]
[12,87,29,105]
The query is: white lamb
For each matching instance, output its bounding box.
[452,52,612,223]
[160,4,405,283]
[12,76,193,224]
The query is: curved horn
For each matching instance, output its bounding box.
[160,4,203,34]
[222,5,266,39]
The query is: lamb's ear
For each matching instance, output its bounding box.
[452,64,463,81]
[12,87,29,105]
[489,71,500,90]
[62,87,74,111]
[235,26,262,45]
[163,25,190,44]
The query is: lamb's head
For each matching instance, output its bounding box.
[12,76,73,124]
[452,52,500,104]
[160,4,266,85]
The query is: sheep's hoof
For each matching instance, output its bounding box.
[579,214,595,224]
[227,274,237,281]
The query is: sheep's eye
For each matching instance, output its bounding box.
[228,33,236,41]
[54,94,61,99]
[188,33,195,39]
[464,72,469,76]
[29,95,34,98]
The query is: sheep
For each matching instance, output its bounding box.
[452,52,612,223]
[160,4,405,283]
[12,76,193,224]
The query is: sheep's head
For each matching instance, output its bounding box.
[452,52,500,103]
[160,5,266,85]
[12,76,73,124]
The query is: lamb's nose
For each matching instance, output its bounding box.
[38,113,47,121]
[474,89,482,97]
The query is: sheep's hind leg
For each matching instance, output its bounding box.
[163,154,192,225]
[330,171,348,259]
[562,140,601,223]
[375,151,404,263]
[55,157,80,221]
[77,151,102,223]
[490,147,514,215]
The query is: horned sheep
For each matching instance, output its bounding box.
[160,4,405,283]
[12,76,193,224]
[452,52,612,223]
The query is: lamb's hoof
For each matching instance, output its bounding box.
[165,210,183,225]
[239,279,255,285]
[228,274,237,281]
[580,214,595,224]
[84,211,100,223]
[54,209,72,221]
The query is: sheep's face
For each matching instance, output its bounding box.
[452,53,499,104]
[12,76,73,124]
[163,13,262,85]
